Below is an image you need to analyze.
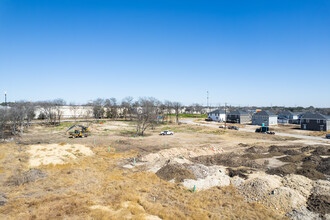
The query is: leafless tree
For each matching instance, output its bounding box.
[92,98,105,120]
[69,102,80,121]
[105,97,118,119]
[53,99,65,124]
[121,96,134,120]
[0,108,9,139]
[135,97,158,136]
[164,100,173,122]
[172,102,182,124]
[193,103,203,117]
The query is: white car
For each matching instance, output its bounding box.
[160,130,174,135]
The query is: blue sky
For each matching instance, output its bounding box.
[0,0,329,107]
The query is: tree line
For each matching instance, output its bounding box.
[1,97,206,138]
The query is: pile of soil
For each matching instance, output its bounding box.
[245,146,267,154]
[238,176,281,202]
[156,164,196,183]
[316,157,330,175]
[278,154,306,163]
[307,194,330,218]
[311,146,330,156]
[283,149,301,155]
[227,168,249,179]
[5,169,47,186]
[191,153,263,169]
[312,180,330,196]
[282,174,313,199]
[264,187,306,213]
[286,206,320,220]
[301,145,315,152]
[266,164,297,176]
[0,193,7,206]
[268,145,299,154]
[297,168,325,180]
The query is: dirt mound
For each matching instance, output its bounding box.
[268,145,300,154]
[282,174,313,198]
[302,155,323,166]
[301,145,315,152]
[296,168,326,180]
[264,187,306,213]
[316,157,330,175]
[307,194,330,218]
[230,176,245,187]
[182,166,230,190]
[283,149,301,155]
[266,164,297,176]
[245,146,267,154]
[312,180,330,196]
[278,154,305,163]
[238,176,282,202]
[155,164,196,183]
[312,146,330,156]
[286,206,320,220]
[191,153,263,169]
[5,169,47,186]
[0,193,7,206]
[268,145,282,153]
[227,168,249,179]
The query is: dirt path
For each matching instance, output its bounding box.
[182,119,330,144]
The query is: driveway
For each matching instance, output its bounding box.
[181,119,330,143]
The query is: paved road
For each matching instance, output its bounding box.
[181,119,330,143]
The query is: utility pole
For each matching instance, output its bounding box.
[224,102,227,128]
[4,91,7,106]
[207,91,209,107]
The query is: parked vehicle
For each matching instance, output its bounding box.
[326,134,330,139]
[160,130,174,135]
[205,118,213,121]
[255,126,275,135]
[219,125,225,128]
[228,126,239,130]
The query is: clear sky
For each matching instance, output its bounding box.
[0,0,329,107]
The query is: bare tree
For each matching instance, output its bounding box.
[53,99,65,124]
[172,102,182,124]
[69,102,80,121]
[0,108,9,139]
[92,98,105,120]
[164,100,173,122]
[193,103,203,117]
[121,96,134,120]
[105,97,118,119]
[135,97,158,136]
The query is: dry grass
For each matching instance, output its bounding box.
[1,120,309,219]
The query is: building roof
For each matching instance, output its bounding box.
[208,109,225,114]
[281,110,302,116]
[228,110,249,116]
[254,110,277,117]
[301,112,330,120]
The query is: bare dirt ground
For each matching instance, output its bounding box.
[0,120,329,219]
[195,119,330,137]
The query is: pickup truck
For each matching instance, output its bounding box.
[160,130,174,135]
[255,126,275,135]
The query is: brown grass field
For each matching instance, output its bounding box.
[0,120,328,219]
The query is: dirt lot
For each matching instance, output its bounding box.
[0,120,329,219]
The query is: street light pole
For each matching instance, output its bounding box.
[4,91,7,106]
